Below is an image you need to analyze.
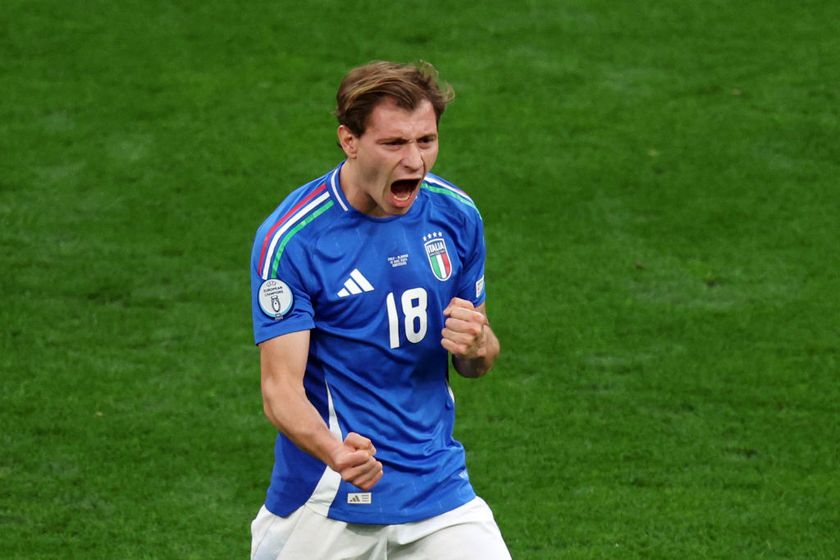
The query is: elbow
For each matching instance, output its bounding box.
[261,391,282,429]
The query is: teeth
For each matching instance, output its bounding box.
[391,179,417,203]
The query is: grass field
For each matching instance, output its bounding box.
[1,1,838,558]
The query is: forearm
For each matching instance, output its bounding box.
[452,323,500,378]
[258,332,382,490]
[262,375,342,466]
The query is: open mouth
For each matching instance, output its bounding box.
[390,178,421,202]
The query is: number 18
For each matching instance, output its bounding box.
[385,288,428,349]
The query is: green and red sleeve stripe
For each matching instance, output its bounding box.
[258,183,333,279]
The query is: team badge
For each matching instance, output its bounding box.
[423,231,452,281]
[258,279,293,319]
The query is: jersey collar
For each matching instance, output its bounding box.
[328,161,351,213]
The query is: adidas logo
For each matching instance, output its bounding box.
[347,492,372,504]
[337,268,374,298]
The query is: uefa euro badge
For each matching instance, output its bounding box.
[259,279,293,319]
[423,231,452,281]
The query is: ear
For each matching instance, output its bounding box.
[337,125,358,159]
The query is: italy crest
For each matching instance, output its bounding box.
[423,232,452,281]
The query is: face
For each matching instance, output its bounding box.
[339,98,439,217]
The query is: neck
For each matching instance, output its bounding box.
[339,159,380,216]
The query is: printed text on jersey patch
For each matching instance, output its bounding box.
[258,279,293,319]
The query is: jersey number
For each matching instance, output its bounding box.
[386,288,428,349]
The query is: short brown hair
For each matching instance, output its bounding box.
[335,61,454,136]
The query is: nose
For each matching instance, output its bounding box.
[402,142,424,172]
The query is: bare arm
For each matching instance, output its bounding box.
[441,299,500,378]
[260,331,383,490]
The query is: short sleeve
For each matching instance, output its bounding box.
[251,225,316,345]
[456,212,486,308]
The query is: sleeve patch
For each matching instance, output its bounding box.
[258,279,294,319]
[476,275,485,299]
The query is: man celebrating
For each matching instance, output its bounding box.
[250,61,510,559]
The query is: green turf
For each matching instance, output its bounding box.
[1,1,838,558]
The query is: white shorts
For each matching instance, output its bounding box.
[251,497,511,560]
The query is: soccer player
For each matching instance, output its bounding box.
[249,61,510,559]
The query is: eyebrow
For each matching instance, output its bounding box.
[377,133,438,144]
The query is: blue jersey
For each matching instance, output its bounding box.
[250,162,487,524]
